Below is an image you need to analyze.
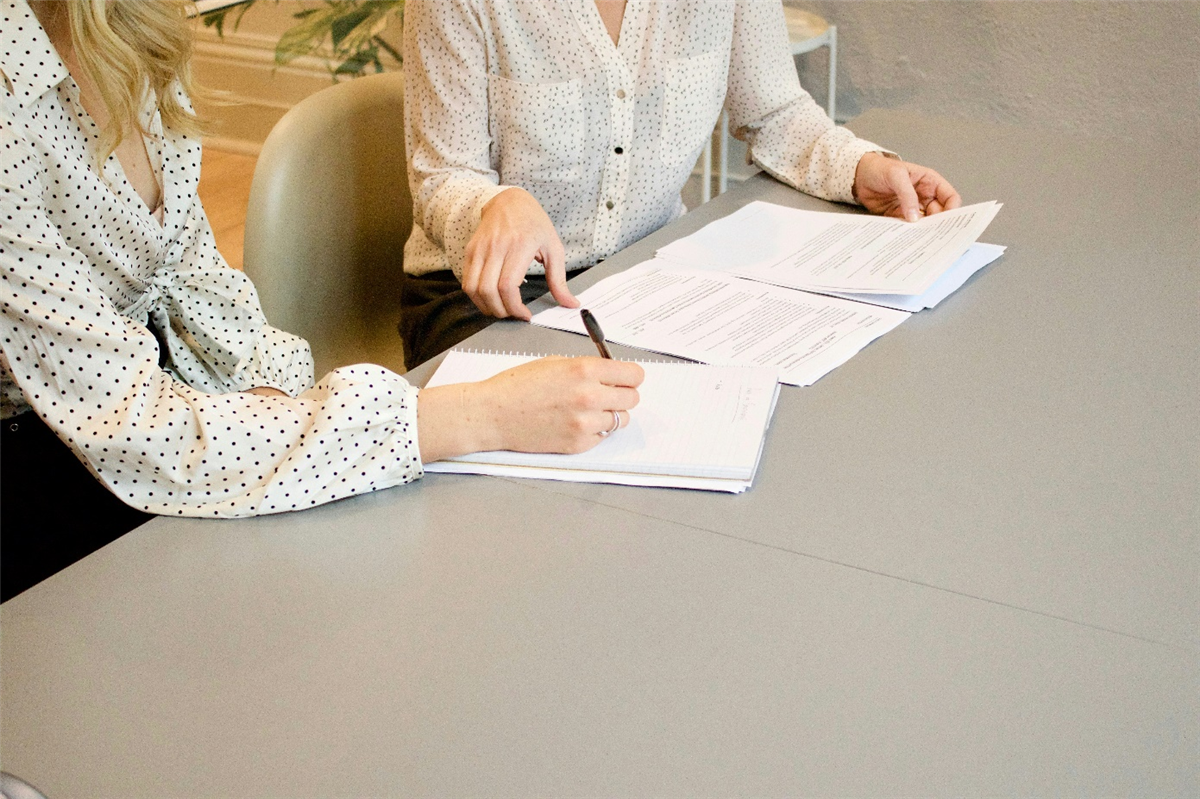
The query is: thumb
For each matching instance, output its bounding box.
[891,165,923,222]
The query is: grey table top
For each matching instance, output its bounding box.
[3,110,1197,798]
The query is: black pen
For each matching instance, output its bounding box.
[580,309,613,359]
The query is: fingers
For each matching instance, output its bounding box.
[487,356,644,454]
[461,243,507,318]
[936,175,962,211]
[911,167,962,217]
[595,384,641,412]
[463,237,538,320]
[857,155,960,221]
[498,246,539,321]
[595,409,630,438]
[555,357,643,410]
[585,357,645,389]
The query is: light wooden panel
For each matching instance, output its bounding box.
[197,148,257,271]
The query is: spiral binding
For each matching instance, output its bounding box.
[449,347,724,367]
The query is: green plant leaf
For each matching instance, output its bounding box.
[333,46,377,76]
[330,7,374,49]
[269,0,405,74]
[373,34,402,65]
[275,8,338,65]
[201,11,228,37]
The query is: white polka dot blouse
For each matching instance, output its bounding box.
[1,0,422,518]
[402,0,888,279]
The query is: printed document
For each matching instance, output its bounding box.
[815,242,1006,312]
[657,200,1001,296]
[532,260,908,387]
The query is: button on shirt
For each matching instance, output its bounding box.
[0,0,422,517]
[403,0,886,278]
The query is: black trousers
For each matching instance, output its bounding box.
[1,412,153,602]
[400,269,590,370]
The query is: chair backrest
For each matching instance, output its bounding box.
[243,72,410,376]
[0,772,50,799]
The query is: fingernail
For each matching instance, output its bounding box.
[905,211,919,222]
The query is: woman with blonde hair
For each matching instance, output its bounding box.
[0,0,642,601]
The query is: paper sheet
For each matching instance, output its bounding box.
[424,351,781,492]
[426,460,756,493]
[532,259,909,386]
[810,242,1007,312]
[657,200,1002,296]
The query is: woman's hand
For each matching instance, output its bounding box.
[461,187,580,321]
[417,356,644,462]
[853,152,962,222]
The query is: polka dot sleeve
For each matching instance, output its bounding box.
[726,0,889,205]
[1,95,423,518]
[404,0,509,280]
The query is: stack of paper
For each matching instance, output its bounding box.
[424,350,781,493]
[815,242,1006,312]
[533,200,1003,385]
[657,200,1003,299]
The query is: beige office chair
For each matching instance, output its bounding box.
[0,773,49,799]
[243,72,411,377]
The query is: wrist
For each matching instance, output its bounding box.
[459,380,506,453]
[852,151,900,203]
[481,186,528,216]
[245,386,289,398]
[417,383,498,462]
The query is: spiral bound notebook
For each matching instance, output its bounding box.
[423,350,781,493]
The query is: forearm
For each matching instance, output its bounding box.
[416,382,500,463]
[745,100,886,204]
[725,0,886,204]
[404,0,507,274]
[416,357,646,463]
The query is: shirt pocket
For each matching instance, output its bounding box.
[660,49,727,168]
[488,74,584,183]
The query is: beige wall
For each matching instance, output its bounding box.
[191,1,402,154]
[796,1,1198,142]
[194,1,1200,162]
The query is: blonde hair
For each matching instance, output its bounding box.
[65,0,205,161]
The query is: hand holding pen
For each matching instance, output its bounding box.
[580,308,631,437]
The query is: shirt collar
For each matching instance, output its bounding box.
[0,0,71,110]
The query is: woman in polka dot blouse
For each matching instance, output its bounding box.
[399,0,962,368]
[0,0,643,601]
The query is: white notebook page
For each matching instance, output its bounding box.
[424,351,780,489]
